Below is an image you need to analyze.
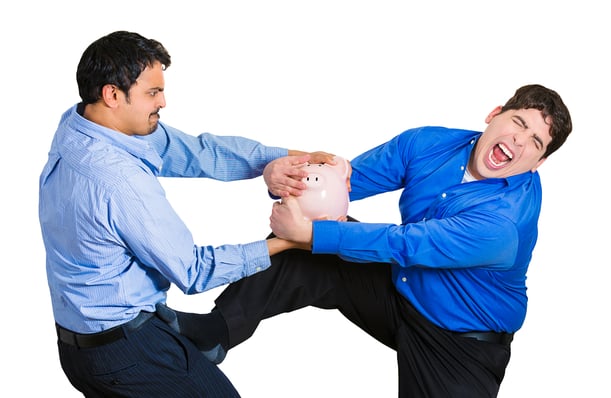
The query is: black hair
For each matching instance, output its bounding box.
[501,84,572,158]
[76,31,171,104]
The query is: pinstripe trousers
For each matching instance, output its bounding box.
[57,315,240,397]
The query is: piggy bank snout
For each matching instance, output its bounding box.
[303,172,325,189]
[297,160,349,220]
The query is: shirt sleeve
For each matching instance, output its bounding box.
[312,208,518,270]
[348,132,409,201]
[314,128,519,270]
[143,123,288,180]
[111,168,272,294]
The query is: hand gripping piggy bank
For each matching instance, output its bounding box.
[295,156,350,220]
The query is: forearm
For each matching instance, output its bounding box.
[146,123,287,179]
[312,214,518,270]
[266,237,311,255]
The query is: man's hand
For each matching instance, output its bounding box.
[304,151,337,165]
[264,151,337,198]
[263,155,310,198]
[344,159,353,192]
[307,152,353,193]
[269,196,313,245]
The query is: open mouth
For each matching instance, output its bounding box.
[488,143,513,168]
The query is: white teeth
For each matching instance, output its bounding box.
[498,143,513,160]
[488,143,512,167]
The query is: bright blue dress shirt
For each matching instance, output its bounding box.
[312,126,542,333]
[39,105,287,333]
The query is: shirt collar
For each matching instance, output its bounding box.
[67,104,163,173]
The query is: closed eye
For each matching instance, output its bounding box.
[514,116,544,151]
[532,135,543,150]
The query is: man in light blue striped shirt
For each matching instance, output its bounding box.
[38,30,334,397]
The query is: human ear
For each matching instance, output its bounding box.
[101,84,119,107]
[484,106,503,124]
[531,157,547,172]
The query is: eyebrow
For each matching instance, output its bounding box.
[514,115,528,129]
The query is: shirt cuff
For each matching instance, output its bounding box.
[242,240,272,276]
[312,220,341,254]
[265,147,289,163]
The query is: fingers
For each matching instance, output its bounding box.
[279,195,298,209]
[308,151,336,165]
[274,196,302,221]
[270,197,312,244]
[264,155,309,197]
[278,177,307,197]
[266,153,350,198]
[290,154,311,166]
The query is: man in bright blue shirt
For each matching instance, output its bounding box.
[310,126,541,333]
[38,30,335,397]
[187,84,573,397]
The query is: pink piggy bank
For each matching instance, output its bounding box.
[296,156,350,220]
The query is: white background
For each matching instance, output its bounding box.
[2,1,609,396]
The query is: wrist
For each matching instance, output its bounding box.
[303,221,313,246]
[267,237,310,255]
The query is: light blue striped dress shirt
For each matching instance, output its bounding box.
[39,104,287,333]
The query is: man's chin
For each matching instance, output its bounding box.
[148,122,159,134]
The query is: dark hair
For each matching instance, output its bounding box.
[76,31,171,104]
[501,84,572,158]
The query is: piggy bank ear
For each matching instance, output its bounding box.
[331,156,349,179]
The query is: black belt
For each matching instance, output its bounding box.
[456,331,514,346]
[56,311,155,349]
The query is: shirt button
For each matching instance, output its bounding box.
[441,193,447,198]
[470,139,475,145]
[402,277,407,282]
[460,165,465,171]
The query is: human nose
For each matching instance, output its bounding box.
[157,92,166,108]
[513,131,528,146]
